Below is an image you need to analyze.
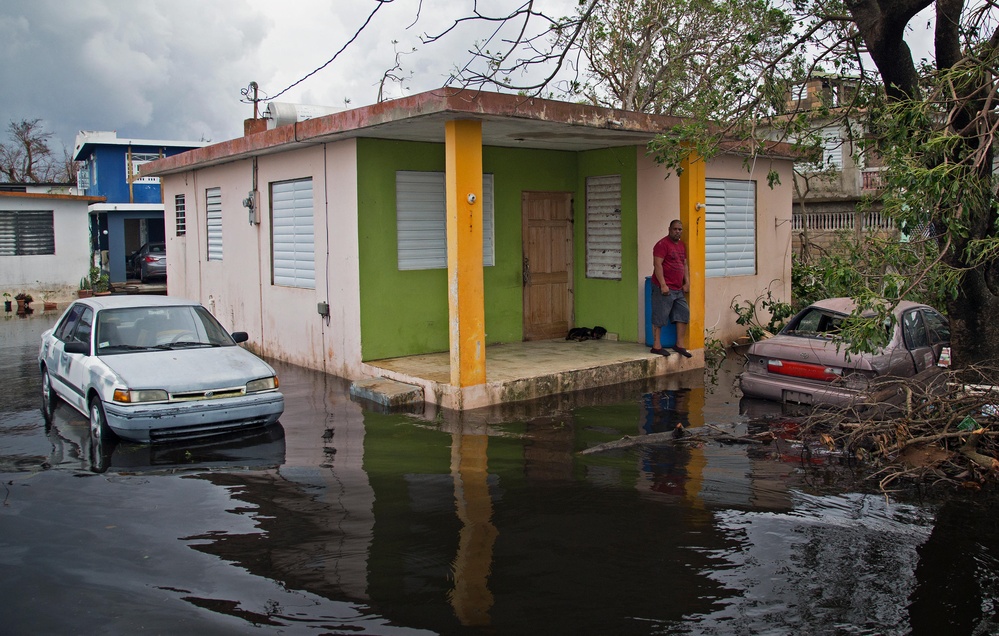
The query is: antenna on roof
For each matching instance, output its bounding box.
[240,81,261,120]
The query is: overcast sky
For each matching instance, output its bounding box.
[1,0,938,160]
[0,0,578,156]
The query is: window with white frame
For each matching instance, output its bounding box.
[585,174,622,280]
[705,179,756,277]
[271,178,316,289]
[128,152,161,184]
[0,210,55,255]
[206,187,222,261]
[175,194,186,236]
[395,171,495,270]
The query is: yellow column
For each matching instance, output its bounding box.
[678,149,705,350]
[445,120,486,387]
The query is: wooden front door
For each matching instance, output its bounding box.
[522,191,573,340]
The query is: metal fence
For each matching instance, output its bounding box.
[792,210,894,232]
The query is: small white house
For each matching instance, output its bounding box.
[0,191,104,302]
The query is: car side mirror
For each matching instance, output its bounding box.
[65,341,91,355]
[231,332,248,343]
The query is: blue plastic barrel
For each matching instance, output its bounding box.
[645,276,677,348]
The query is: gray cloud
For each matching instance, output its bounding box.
[0,0,579,155]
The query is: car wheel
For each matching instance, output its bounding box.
[89,397,115,448]
[140,265,148,284]
[40,369,57,423]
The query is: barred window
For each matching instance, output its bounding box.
[0,210,55,255]
[175,194,186,236]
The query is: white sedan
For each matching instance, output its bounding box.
[39,296,284,444]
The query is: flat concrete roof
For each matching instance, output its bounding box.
[143,88,794,177]
[0,191,105,203]
[73,131,209,162]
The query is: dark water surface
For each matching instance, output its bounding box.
[2,310,998,635]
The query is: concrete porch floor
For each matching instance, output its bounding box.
[355,338,703,412]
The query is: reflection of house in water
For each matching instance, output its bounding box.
[178,363,813,632]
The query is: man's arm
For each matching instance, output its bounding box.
[654,256,668,293]
[682,258,690,293]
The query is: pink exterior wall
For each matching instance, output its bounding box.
[161,140,364,378]
[637,151,793,346]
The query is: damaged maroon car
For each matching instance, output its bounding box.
[739,297,951,407]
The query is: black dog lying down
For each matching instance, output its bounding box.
[566,326,608,341]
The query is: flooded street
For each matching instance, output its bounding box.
[2,311,999,635]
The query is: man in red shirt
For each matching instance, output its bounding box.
[651,219,692,357]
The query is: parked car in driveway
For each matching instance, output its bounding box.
[38,296,284,444]
[739,297,950,406]
[128,241,166,282]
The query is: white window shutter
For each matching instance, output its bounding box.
[705,179,756,278]
[272,178,316,289]
[396,171,495,270]
[585,174,622,280]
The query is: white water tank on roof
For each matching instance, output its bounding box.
[263,102,343,129]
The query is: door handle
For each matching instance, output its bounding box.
[523,256,531,285]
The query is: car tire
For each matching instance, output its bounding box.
[40,369,57,423]
[140,266,148,284]
[89,397,115,448]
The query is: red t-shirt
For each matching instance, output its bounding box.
[652,236,687,289]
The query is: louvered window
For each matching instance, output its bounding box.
[396,171,494,270]
[206,187,222,261]
[175,194,186,236]
[271,178,315,289]
[705,179,756,277]
[0,210,55,255]
[585,174,622,279]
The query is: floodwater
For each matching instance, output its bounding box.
[2,310,999,635]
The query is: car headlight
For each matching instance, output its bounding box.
[246,376,278,393]
[113,388,169,404]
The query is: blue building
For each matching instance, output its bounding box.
[73,131,207,283]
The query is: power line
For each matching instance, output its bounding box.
[251,0,394,105]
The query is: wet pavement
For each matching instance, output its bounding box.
[2,308,999,634]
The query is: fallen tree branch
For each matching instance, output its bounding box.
[579,424,765,455]
[960,428,999,471]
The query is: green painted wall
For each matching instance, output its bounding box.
[357,138,577,361]
[574,148,639,342]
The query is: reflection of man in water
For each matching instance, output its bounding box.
[641,390,691,495]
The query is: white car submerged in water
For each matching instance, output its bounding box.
[39,296,284,444]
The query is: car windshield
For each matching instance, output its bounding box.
[95,305,235,354]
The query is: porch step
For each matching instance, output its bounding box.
[349,377,424,411]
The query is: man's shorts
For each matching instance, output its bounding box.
[651,289,689,327]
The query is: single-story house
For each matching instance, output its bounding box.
[144,89,793,409]
[1,190,106,302]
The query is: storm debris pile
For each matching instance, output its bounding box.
[798,364,999,491]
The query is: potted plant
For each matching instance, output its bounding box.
[2,292,10,312]
[14,292,33,312]
[91,267,111,295]
[40,289,57,311]
[78,276,93,298]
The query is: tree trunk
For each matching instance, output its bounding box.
[948,268,999,366]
